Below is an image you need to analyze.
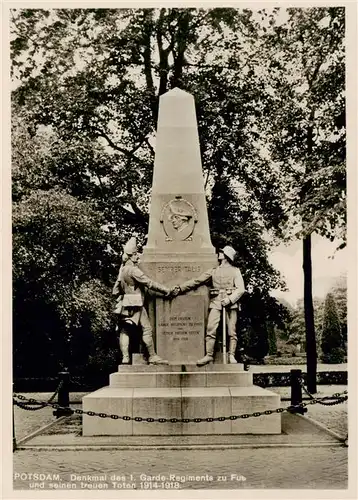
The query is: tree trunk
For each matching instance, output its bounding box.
[301,114,317,394]
[141,12,158,127]
[303,234,317,393]
[171,11,190,88]
[157,9,169,97]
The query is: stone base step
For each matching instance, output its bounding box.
[82,385,281,436]
[117,363,245,372]
[131,354,245,367]
[110,370,252,388]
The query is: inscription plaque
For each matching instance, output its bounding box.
[155,263,203,284]
[156,294,205,364]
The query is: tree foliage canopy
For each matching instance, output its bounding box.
[258,7,345,244]
[285,273,347,357]
[11,7,346,374]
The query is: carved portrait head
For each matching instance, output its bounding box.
[160,197,198,241]
[168,201,192,232]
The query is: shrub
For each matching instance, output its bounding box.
[264,356,307,365]
[321,293,345,363]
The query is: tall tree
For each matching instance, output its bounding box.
[257,7,345,391]
[12,185,114,374]
[11,8,287,285]
[11,9,286,228]
[11,7,345,374]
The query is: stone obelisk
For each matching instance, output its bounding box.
[141,88,217,364]
[82,88,282,437]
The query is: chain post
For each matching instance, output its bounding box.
[290,369,307,414]
[53,371,73,418]
[13,387,17,452]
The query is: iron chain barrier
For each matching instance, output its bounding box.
[13,381,64,412]
[300,379,348,406]
[13,389,348,424]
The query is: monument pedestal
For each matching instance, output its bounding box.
[82,365,281,436]
[83,89,282,438]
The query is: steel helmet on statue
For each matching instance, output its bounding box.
[221,245,236,263]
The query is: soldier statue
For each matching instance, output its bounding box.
[112,236,170,365]
[172,245,246,366]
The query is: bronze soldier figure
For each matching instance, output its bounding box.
[172,246,246,366]
[113,237,170,365]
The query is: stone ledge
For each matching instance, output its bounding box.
[109,371,253,388]
[117,363,245,372]
[82,385,280,436]
[19,412,343,449]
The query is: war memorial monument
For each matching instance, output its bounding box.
[82,88,281,436]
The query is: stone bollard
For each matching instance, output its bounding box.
[53,371,73,418]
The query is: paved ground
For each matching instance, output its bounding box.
[273,385,348,437]
[10,385,349,492]
[13,406,56,442]
[12,446,347,490]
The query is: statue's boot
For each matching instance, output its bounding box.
[196,354,214,366]
[148,354,169,365]
[197,338,215,366]
[120,332,130,364]
[228,338,238,364]
[143,334,168,365]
